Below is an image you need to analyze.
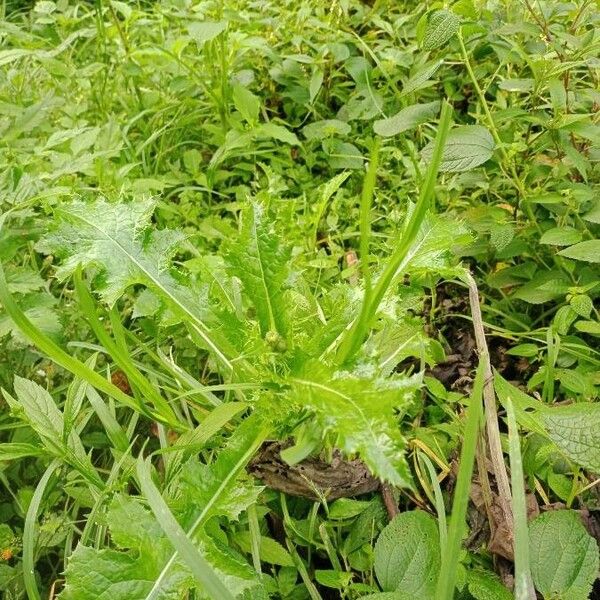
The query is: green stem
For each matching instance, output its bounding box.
[336,101,453,365]
[359,139,381,303]
[457,29,541,228]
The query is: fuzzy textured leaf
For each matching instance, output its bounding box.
[36,198,236,369]
[539,227,582,246]
[374,510,440,596]
[373,102,440,137]
[529,510,598,600]
[422,125,494,172]
[423,10,460,50]
[558,240,600,263]
[467,570,512,600]
[543,403,600,472]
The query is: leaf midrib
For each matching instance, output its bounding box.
[64,208,233,371]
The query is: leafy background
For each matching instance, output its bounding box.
[0,0,599,598]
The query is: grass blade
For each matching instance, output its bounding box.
[336,100,453,364]
[73,269,180,427]
[144,417,269,598]
[506,396,536,599]
[419,452,448,552]
[136,455,236,600]
[359,139,381,300]
[436,357,485,600]
[23,460,61,600]
[0,261,157,421]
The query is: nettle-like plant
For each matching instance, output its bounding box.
[0,102,463,597]
[2,95,598,598]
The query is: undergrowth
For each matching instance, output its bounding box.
[0,1,599,599]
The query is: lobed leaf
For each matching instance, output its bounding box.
[225,202,290,337]
[289,361,420,486]
[37,197,238,371]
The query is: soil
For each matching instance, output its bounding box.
[249,441,380,500]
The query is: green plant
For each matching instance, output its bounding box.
[1,0,599,598]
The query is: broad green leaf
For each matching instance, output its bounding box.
[60,538,190,599]
[225,202,290,337]
[302,119,351,140]
[4,378,103,488]
[308,67,323,103]
[574,320,600,335]
[132,289,160,318]
[3,267,44,294]
[512,271,570,304]
[543,403,600,472]
[36,198,237,371]
[179,458,262,522]
[61,498,191,599]
[235,532,294,567]
[0,442,44,461]
[497,375,600,471]
[232,84,260,125]
[423,10,460,50]
[582,200,600,224]
[395,212,470,277]
[558,240,600,263]
[539,227,583,246]
[5,377,85,462]
[209,130,255,168]
[401,60,442,96]
[497,79,534,92]
[188,21,227,45]
[255,123,299,145]
[373,101,440,137]
[506,343,538,357]
[494,375,546,436]
[289,361,419,486]
[467,570,512,600]
[0,292,61,345]
[59,546,173,600]
[322,139,363,170]
[315,569,353,589]
[329,498,373,520]
[373,510,440,596]
[108,496,168,559]
[529,511,598,600]
[422,125,494,172]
